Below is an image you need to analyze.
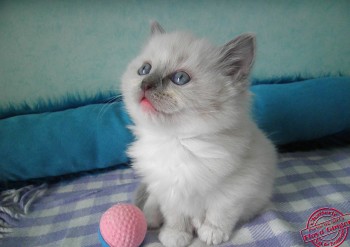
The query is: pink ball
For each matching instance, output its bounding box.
[99,204,147,247]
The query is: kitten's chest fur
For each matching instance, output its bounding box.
[129,127,251,212]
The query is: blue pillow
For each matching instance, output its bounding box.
[1,77,349,181]
[251,77,350,144]
[0,99,133,181]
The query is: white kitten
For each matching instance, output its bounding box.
[121,22,277,247]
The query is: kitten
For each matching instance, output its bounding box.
[121,22,277,247]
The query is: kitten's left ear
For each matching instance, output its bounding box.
[150,21,165,35]
[219,33,256,82]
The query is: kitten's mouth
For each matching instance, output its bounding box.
[140,96,157,112]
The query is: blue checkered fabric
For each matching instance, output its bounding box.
[1,146,350,247]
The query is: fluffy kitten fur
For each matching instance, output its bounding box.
[121,22,277,247]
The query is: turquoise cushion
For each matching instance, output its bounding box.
[0,100,133,181]
[1,77,350,182]
[251,77,350,144]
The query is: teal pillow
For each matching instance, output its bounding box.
[0,99,133,182]
[1,77,349,182]
[251,77,350,144]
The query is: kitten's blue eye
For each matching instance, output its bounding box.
[171,71,191,85]
[138,63,152,75]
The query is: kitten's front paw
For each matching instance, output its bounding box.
[197,222,230,245]
[159,227,193,247]
[191,217,204,230]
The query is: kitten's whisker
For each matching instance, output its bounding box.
[97,96,119,121]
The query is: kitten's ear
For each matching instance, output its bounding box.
[150,21,165,36]
[218,33,256,82]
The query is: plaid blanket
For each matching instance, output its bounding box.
[1,145,350,247]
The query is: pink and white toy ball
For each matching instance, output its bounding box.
[98,203,147,247]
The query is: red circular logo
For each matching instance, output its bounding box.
[301,208,350,247]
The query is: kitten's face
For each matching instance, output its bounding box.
[121,22,255,133]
